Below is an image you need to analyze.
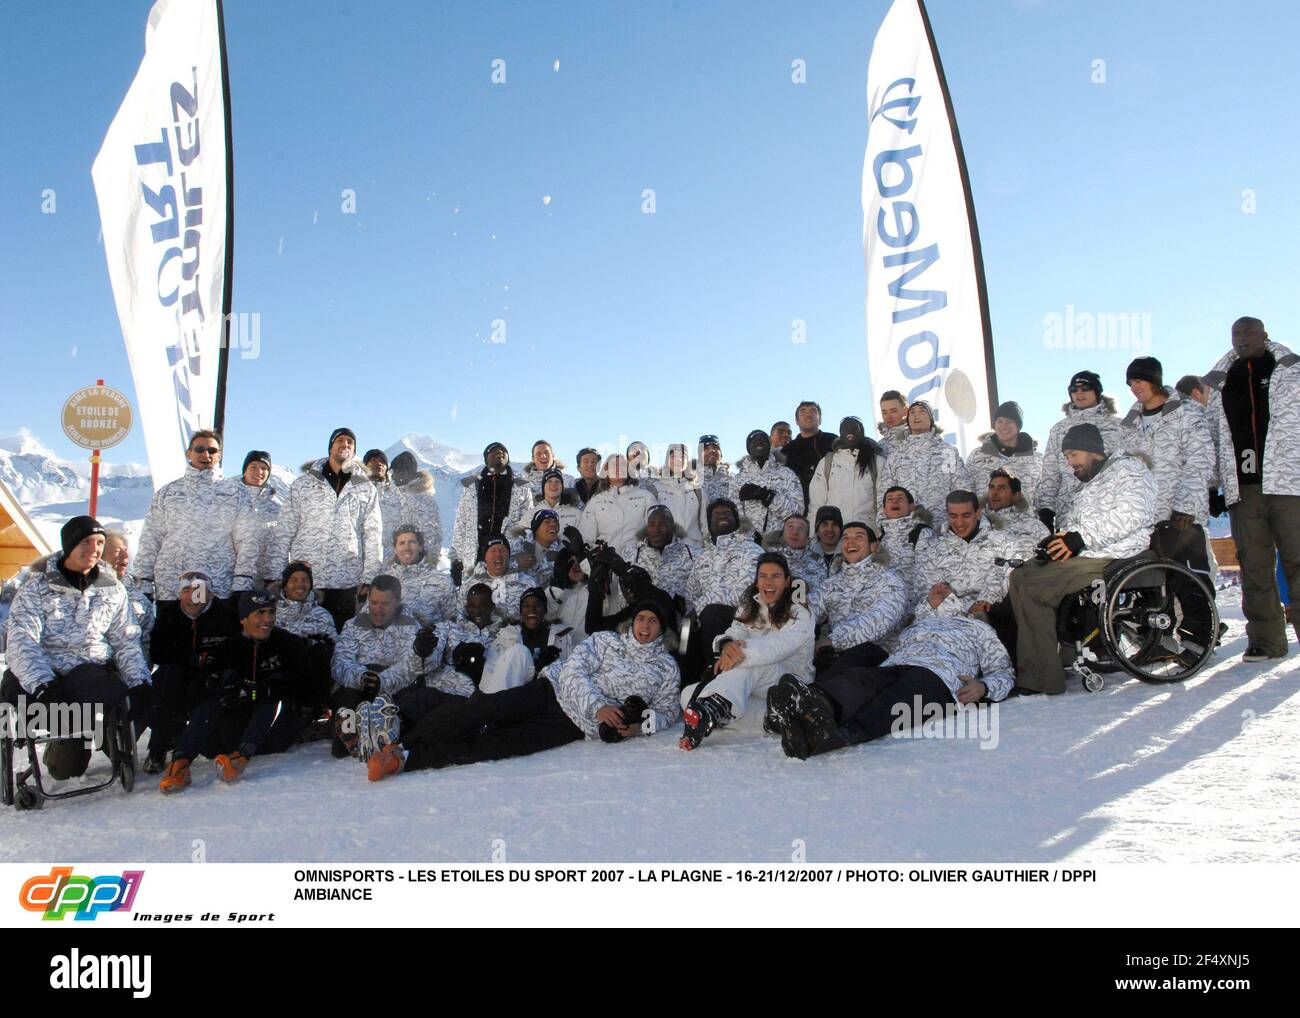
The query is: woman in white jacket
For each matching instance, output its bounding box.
[679,552,814,749]
[578,454,656,551]
[647,443,704,546]
[807,416,883,529]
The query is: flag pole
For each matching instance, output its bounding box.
[89,378,105,518]
[212,0,235,437]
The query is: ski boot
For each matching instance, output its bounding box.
[764,674,810,736]
[679,694,733,751]
[214,751,249,783]
[158,757,192,794]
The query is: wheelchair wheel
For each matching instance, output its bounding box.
[14,785,42,811]
[1102,558,1219,684]
[1,733,13,807]
[107,707,137,794]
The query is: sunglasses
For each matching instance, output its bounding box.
[191,446,220,455]
[1068,383,1095,393]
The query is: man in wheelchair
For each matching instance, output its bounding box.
[1008,424,1157,694]
[2,517,151,781]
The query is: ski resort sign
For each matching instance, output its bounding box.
[61,383,134,450]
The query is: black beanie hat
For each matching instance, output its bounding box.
[541,466,565,488]
[993,401,1023,429]
[60,515,105,557]
[1126,357,1163,387]
[815,505,843,527]
[706,497,739,521]
[328,427,356,452]
[282,560,314,590]
[630,596,671,632]
[1062,422,1105,456]
[362,448,388,466]
[1068,371,1102,395]
[483,441,509,462]
[242,450,272,476]
[238,589,276,620]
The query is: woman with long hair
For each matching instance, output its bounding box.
[679,552,814,750]
[807,415,882,529]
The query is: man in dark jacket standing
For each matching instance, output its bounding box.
[782,400,836,509]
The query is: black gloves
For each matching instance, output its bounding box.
[1037,507,1056,532]
[451,642,487,684]
[620,564,653,602]
[814,644,837,670]
[551,545,577,589]
[1061,531,1086,556]
[738,483,766,503]
[598,696,648,743]
[1169,511,1194,531]
[450,560,464,588]
[563,526,587,554]
[413,626,438,659]
[359,671,382,698]
[1209,490,1227,518]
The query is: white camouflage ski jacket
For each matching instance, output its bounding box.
[552,630,682,739]
[729,456,803,534]
[270,460,384,590]
[694,462,732,518]
[891,598,1015,702]
[877,422,909,458]
[686,525,764,609]
[132,466,260,599]
[450,471,535,567]
[331,611,422,693]
[1037,399,1141,520]
[1120,395,1212,522]
[240,481,284,585]
[520,464,575,499]
[981,500,1050,549]
[877,433,971,518]
[964,433,1044,509]
[274,593,337,641]
[1063,452,1157,559]
[458,566,540,623]
[1204,341,1300,504]
[578,483,656,551]
[381,557,458,625]
[5,558,151,693]
[872,511,937,608]
[807,446,881,529]
[717,598,816,683]
[621,536,697,604]
[916,520,1017,612]
[812,557,908,653]
[423,616,505,697]
[392,471,444,554]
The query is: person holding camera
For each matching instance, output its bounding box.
[363,601,681,781]
[1008,423,1156,694]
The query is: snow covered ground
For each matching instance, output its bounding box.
[2,588,1296,864]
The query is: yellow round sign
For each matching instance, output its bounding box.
[61,384,133,450]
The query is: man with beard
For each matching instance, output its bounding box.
[270,427,383,631]
[1008,424,1156,694]
[449,441,535,583]
[730,429,803,535]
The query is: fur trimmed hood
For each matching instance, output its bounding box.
[461,469,530,490]
[974,431,1038,455]
[1059,394,1118,415]
[635,521,688,542]
[734,450,789,472]
[396,469,435,495]
[710,517,755,543]
[978,491,1032,514]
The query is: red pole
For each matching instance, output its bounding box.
[88,378,104,518]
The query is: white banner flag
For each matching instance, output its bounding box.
[92,0,232,489]
[862,0,996,455]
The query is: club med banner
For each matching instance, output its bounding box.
[861,0,996,455]
[92,0,232,489]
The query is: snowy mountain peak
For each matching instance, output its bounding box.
[386,433,479,476]
[0,428,61,459]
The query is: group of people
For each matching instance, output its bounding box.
[1,317,1295,795]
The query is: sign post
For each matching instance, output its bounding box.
[61,380,134,517]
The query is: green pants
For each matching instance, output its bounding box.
[1229,488,1300,656]
[1009,557,1112,694]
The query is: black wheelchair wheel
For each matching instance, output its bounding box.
[1103,559,1219,684]
[1,731,13,807]
[14,785,41,811]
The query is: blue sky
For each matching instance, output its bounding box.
[2,0,1298,476]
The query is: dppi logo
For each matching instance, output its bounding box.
[19,866,144,921]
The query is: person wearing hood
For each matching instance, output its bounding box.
[811,505,844,579]
[768,594,1013,760]
[729,429,803,534]
[872,485,937,612]
[1009,423,1157,694]
[648,443,704,546]
[876,401,971,520]
[157,590,314,792]
[692,434,731,526]
[806,521,908,682]
[384,526,457,625]
[386,450,444,559]
[145,568,239,771]
[269,427,384,632]
[477,586,578,695]
[237,450,283,588]
[457,535,539,624]
[364,600,681,781]
[1036,371,1142,531]
[521,440,574,498]
[762,513,827,596]
[1203,317,1300,661]
[578,453,656,551]
[782,400,837,507]
[963,402,1044,509]
[131,430,261,605]
[808,415,883,530]
[876,390,910,458]
[679,553,815,750]
[3,516,152,782]
[449,441,535,580]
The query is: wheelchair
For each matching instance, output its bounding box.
[0,697,138,810]
[1054,547,1219,692]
